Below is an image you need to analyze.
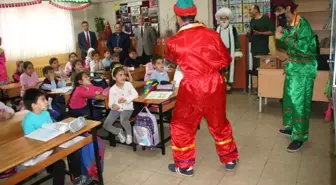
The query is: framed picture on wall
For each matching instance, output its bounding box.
[120,5,128,14]
[131,6,141,16]
[141,7,149,17]
[122,13,131,22]
[151,23,159,32]
[149,16,158,23]
[148,7,158,17]
[132,15,139,24]
[124,23,132,34]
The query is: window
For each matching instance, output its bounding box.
[0,2,76,60]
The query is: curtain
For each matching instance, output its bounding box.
[0,2,76,60]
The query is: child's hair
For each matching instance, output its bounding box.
[16,61,23,72]
[23,88,45,111]
[69,52,78,60]
[128,48,136,54]
[104,50,110,54]
[23,61,33,70]
[112,52,119,58]
[49,57,58,65]
[71,59,83,72]
[152,55,163,65]
[42,66,53,75]
[112,66,124,77]
[92,51,99,57]
[74,71,89,87]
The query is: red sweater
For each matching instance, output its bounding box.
[69,84,103,109]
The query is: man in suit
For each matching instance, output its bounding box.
[134,15,157,65]
[78,21,98,60]
[107,23,131,63]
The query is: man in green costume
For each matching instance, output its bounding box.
[274,0,317,152]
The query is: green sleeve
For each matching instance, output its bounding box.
[232,26,240,50]
[280,20,315,54]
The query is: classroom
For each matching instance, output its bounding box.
[0,0,335,185]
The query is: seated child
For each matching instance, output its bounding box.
[69,72,103,120]
[21,88,92,185]
[144,59,169,81]
[64,52,78,77]
[110,52,120,70]
[150,55,170,84]
[0,101,14,121]
[102,50,112,70]
[40,66,67,121]
[103,66,138,144]
[71,59,84,83]
[85,48,95,69]
[49,57,67,79]
[20,61,39,97]
[13,61,23,83]
[89,51,104,77]
[124,49,139,68]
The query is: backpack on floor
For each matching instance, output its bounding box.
[133,107,160,147]
[80,133,105,180]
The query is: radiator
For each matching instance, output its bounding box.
[35,63,66,78]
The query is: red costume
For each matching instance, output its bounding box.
[165,20,239,168]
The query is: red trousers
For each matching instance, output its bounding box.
[170,74,239,168]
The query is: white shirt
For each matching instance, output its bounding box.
[220,27,230,48]
[90,60,104,76]
[108,82,139,111]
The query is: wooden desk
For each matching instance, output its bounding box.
[0,118,104,185]
[258,69,329,112]
[130,67,146,81]
[133,91,177,155]
[0,110,28,146]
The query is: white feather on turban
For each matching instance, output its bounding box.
[215,7,233,21]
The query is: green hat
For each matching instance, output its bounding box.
[174,0,197,16]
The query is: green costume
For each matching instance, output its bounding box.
[279,14,317,141]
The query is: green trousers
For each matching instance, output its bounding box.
[283,75,315,141]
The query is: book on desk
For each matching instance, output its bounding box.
[25,122,69,142]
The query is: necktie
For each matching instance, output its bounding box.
[141,26,143,38]
[86,32,91,48]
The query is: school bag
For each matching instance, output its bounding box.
[80,133,105,180]
[133,107,160,147]
[142,80,159,95]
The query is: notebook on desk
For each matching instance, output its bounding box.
[25,122,69,142]
[145,91,173,100]
[50,86,73,94]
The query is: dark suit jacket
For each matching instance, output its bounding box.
[78,31,98,59]
[106,32,131,63]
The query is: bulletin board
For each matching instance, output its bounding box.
[214,0,271,34]
[114,0,159,36]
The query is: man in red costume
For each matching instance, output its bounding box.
[165,0,239,177]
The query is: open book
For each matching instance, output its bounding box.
[25,122,70,142]
[145,91,173,100]
[50,86,73,94]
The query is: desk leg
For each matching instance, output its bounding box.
[159,104,166,155]
[264,98,268,105]
[92,128,104,185]
[259,97,262,113]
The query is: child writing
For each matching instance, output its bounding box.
[49,57,67,79]
[20,61,39,97]
[0,101,14,121]
[124,49,139,68]
[102,50,112,69]
[89,51,104,76]
[13,61,23,83]
[64,52,78,77]
[21,89,92,185]
[69,72,103,120]
[85,48,95,69]
[150,55,170,84]
[103,66,138,144]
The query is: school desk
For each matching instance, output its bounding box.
[0,110,28,146]
[0,118,104,185]
[258,69,329,112]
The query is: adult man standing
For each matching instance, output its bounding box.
[107,23,131,63]
[165,0,239,177]
[78,21,98,60]
[248,5,273,91]
[215,7,243,92]
[134,15,156,65]
[274,0,317,152]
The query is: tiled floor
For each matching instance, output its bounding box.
[39,92,336,185]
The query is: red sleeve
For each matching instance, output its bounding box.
[215,34,232,68]
[75,85,100,98]
[88,84,103,93]
[164,39,177,64]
